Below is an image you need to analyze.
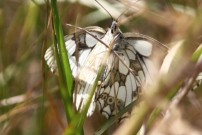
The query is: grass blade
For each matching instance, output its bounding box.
[50,0,74,121]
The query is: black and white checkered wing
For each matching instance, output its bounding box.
[95,33,160,118]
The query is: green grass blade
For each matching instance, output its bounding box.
[50,0,74,121]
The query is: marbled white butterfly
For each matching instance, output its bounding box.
[44,19,166,119]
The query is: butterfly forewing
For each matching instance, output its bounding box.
[44,26,106,76]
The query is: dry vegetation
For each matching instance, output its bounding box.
[0,0,202,135]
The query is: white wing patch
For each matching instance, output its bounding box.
[86,33,100,47]
[118,52,130,75]
[127,39,152,56]
[65,39,76,55]
[125,73,134,105]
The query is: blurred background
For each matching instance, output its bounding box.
[0,0,202,135]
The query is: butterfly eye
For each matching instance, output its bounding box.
[114,25,117,30]
[111,29,114,34]
[111,23,118,34]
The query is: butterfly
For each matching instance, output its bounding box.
[44,20,166,119]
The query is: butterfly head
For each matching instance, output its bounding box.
[110,21,126,51]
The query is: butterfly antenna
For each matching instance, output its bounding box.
[95,0,114,21]
[116,0,141,22]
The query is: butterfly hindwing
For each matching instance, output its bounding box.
[94,32,163,118]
